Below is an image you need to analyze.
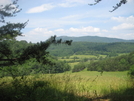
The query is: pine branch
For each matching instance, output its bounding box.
[110,0,127,12]
[88,0,127,12]
[0,35,73,66]
[0,0,21,23]
[88,0,102,6]
[0,20,28,40]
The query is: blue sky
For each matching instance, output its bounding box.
[1,0,134,43]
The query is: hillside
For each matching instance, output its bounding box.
[56,36,134,43]
[47,42,134,57]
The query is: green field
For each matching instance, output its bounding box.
[0,54,134,101]
[69,62,79,69]
[58,55,98,68]
[69,55,97,58]
[58,54,101,60]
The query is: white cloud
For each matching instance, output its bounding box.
[18,28,55,42]
[61,15,81,20]
[32,27,54,35]
[18,24,134,43]
[112,23,134,30]
[128,0,134,3]
[58,2,76,7]
[26,0,92,13]
[125,33,134,38]
[55,26,101,37]
[27,4,55,13]
[69,26,100,33]
[58,0,90,8]
[111,16,134,23]
[18,26,102,42]
[102,30,108,32]
[114,33,134,39]
[0,0,11,5]
[26,0,89,14]
[111,16,134,31]
[55,29,65,32]
[65,0,90,4]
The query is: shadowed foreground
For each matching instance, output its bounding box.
[0,74,134,101]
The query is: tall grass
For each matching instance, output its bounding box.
[0,71,133,101]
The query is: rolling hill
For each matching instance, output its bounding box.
[56,36,134,43]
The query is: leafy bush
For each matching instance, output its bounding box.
[0,58,71,78]
[50,61,71,73]
[128,65,134,79]
[28,60,71,74]
[72,62,86,72]
[87,51,134,71]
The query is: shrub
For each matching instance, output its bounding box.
[128,65,134,79]
[72,62,86,72]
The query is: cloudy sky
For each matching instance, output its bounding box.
[1,0,134,42]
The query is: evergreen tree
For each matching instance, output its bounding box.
[0,0,72,77]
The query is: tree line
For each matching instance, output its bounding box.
[72,51,134,73]
[47,42,134,57]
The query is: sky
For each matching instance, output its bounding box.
[1,0,134,43]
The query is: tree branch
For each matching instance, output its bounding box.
[88,0,127,12]
[0,0,22,23]
[110,0,127,12]
[88,0,102,6]
[0,35,73,66]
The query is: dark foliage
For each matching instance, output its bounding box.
[72,62,86,72]
[30,60,71,74]
[128,65,134,79]
[105,87,134,101]
[48,42,134,57]
[87,51,134,72]
[0,0,72,78]
[0,0,22,23]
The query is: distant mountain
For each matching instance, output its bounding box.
[56,36,134,43]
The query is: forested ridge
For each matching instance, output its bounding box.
[57,36,134,43]
[47,42,134,57]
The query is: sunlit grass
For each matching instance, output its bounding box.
[68,62,79,69]
[34,71,130,96]
[0,71,133,101]
[58,58,75,61]
[70,55,97,59]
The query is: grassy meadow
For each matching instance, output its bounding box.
[0,54,134,101]
[0,70,134,101]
